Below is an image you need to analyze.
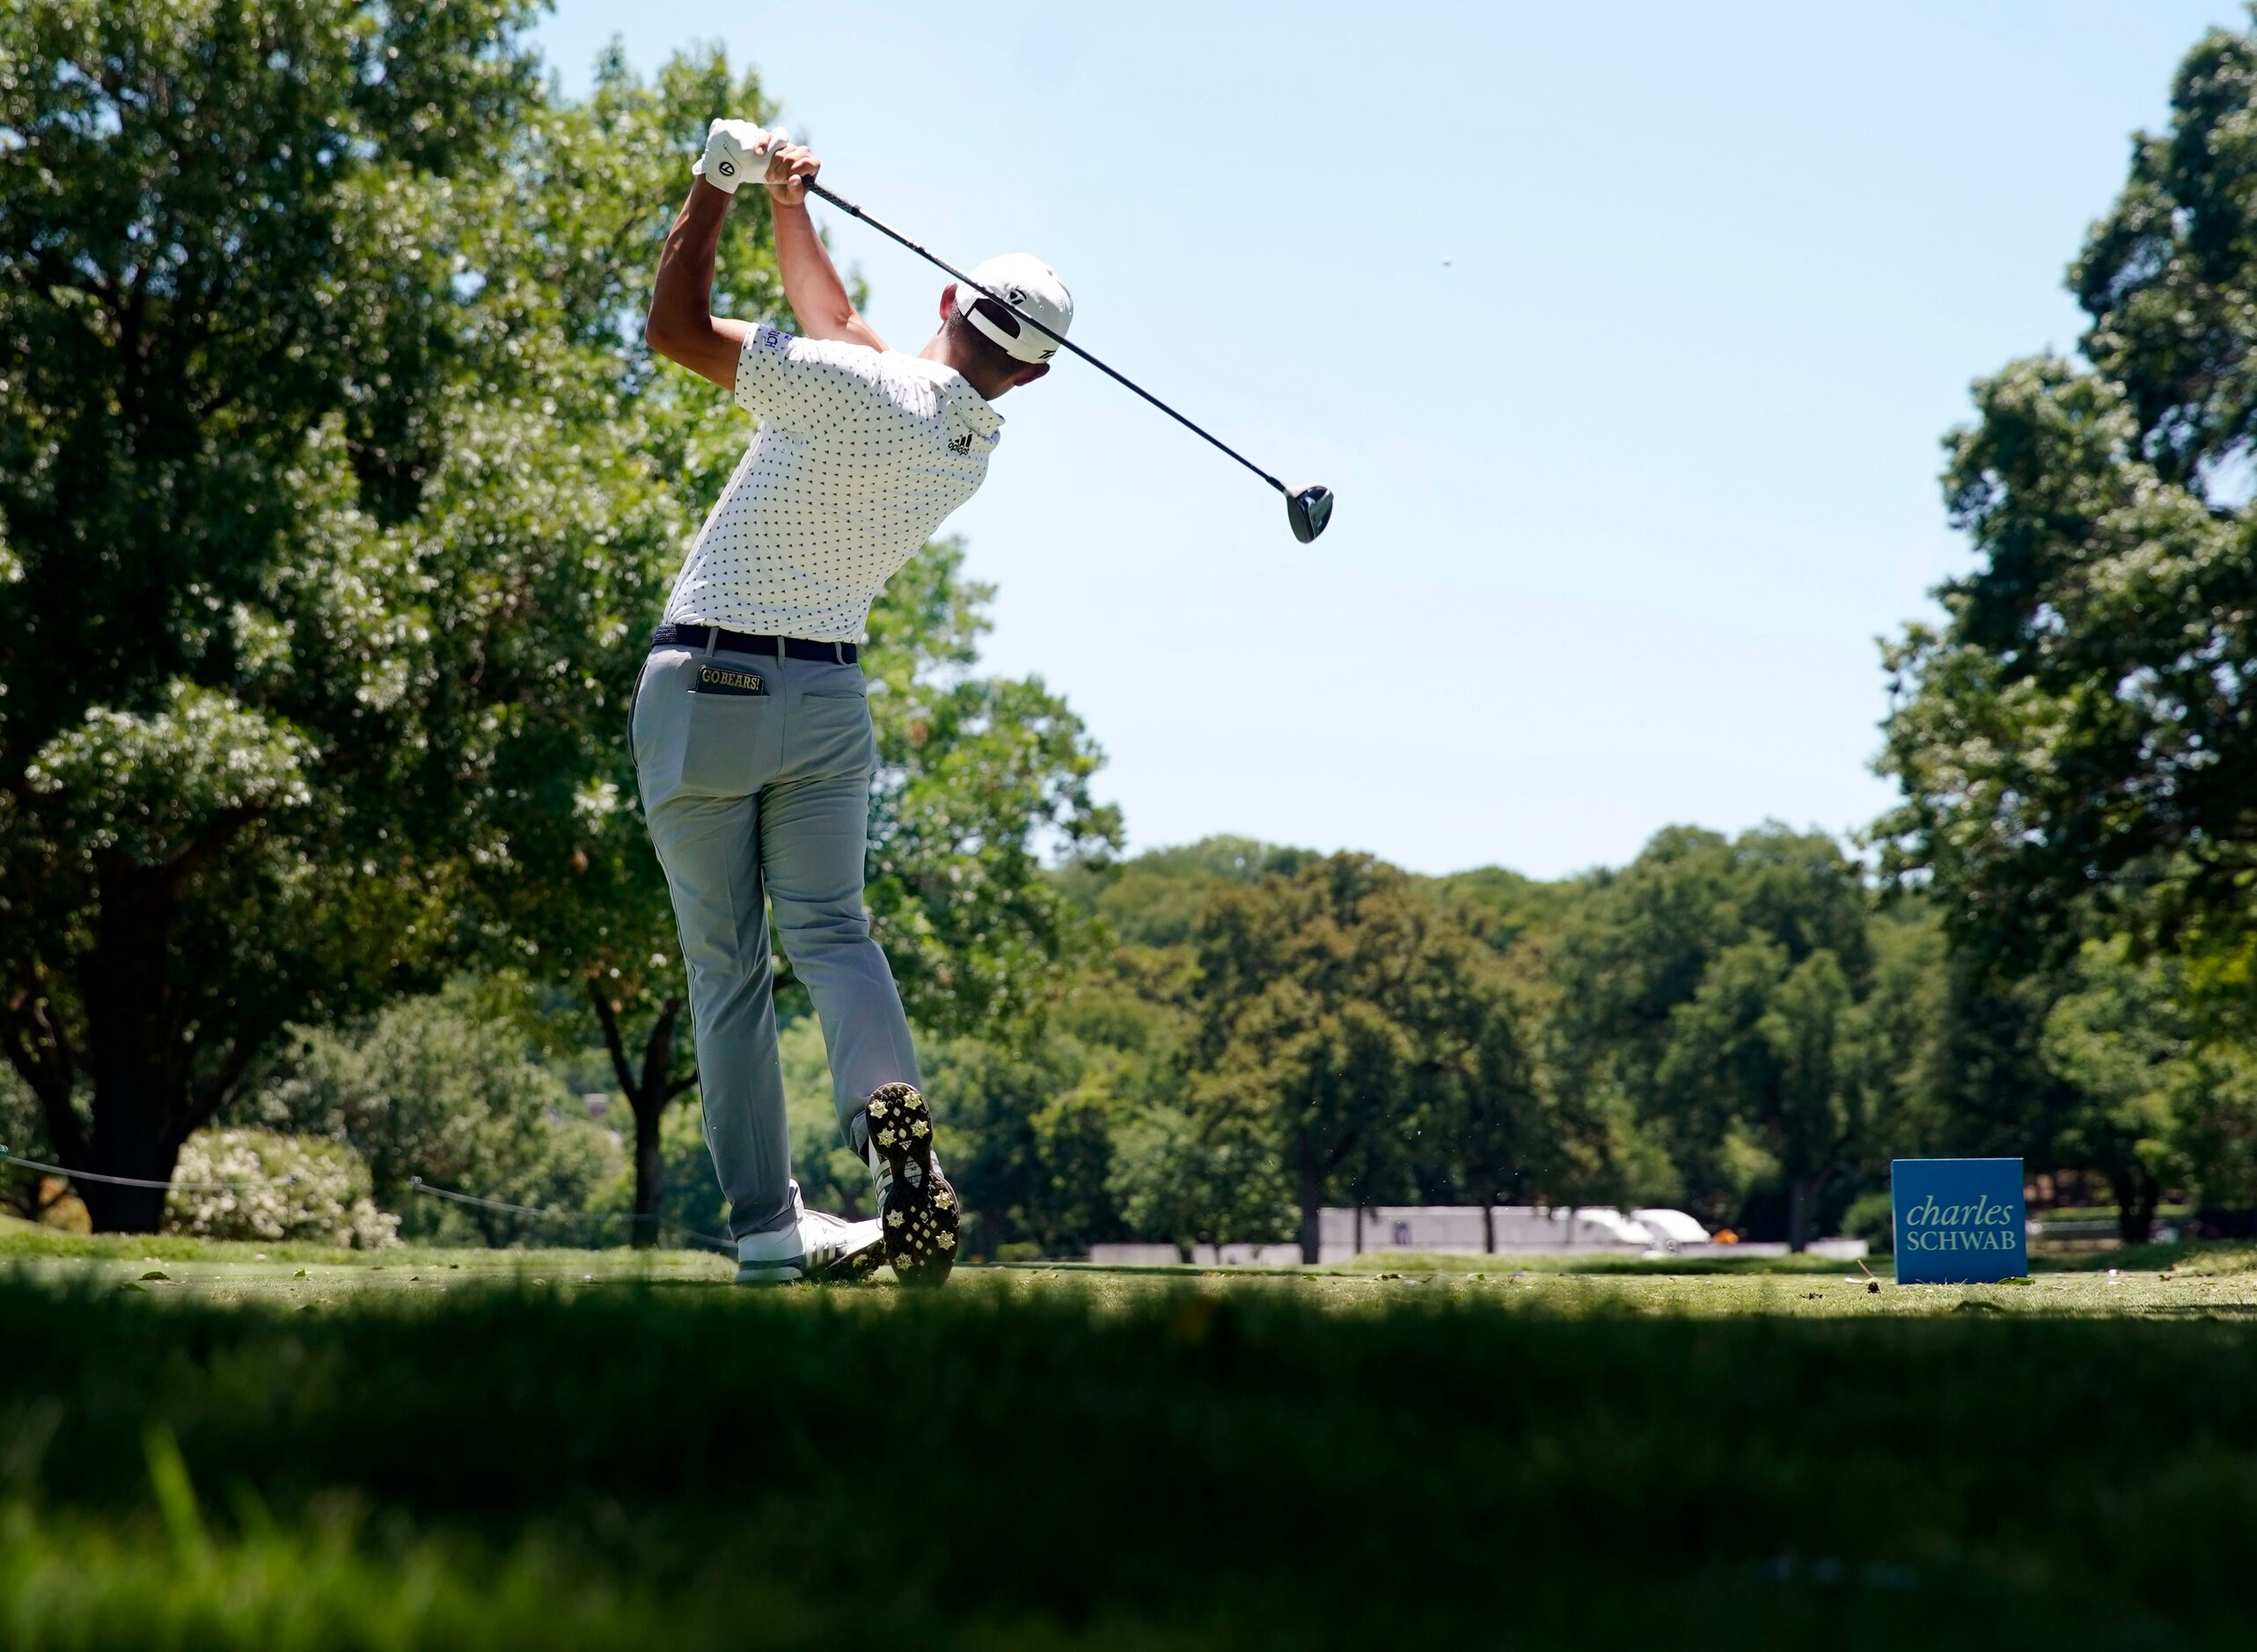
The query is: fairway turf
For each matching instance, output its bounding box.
[4,1225,2255,1648]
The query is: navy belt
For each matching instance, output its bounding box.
[650,624,858,664]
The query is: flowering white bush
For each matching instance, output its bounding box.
[164,1128,400,1248]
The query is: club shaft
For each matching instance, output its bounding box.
[802,179,1288,497]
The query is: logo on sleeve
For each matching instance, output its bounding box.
[948,432,973,455]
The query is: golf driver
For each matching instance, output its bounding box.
[802,178,1334,544]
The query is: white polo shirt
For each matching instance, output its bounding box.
[661,325,1003,643]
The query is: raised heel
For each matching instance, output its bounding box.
[866,1083,960,1287]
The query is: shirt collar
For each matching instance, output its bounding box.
[897,353,1004,440]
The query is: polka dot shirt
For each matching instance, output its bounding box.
[663,325,1004,642]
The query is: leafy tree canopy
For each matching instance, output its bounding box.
[0,4,1117,1232]
[1878,18,2257,982]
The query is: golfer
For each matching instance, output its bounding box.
[637,119,1070,1285]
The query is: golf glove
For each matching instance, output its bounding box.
[692,118,783,195]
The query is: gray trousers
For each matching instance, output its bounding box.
[631,642,920,1239]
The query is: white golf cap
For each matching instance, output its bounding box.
[956,253,1074,364]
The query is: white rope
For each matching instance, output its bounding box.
[0,1145,297,1192]
[409,1176,729,1252]
[1,1145,729,1252]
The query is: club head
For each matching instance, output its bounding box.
[1286,485,1334,544]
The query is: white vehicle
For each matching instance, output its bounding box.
[1551,1207,1657,1249]
[1301,1206,1708,1262]
[1632,1209,1712,1254]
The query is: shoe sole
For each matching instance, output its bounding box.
[734,1261,805,1285]
[735,1240,887,1288]
[866,1083,959,1287]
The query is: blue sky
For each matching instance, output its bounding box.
[541,0,2245,879]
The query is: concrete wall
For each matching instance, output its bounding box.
[1315,1205,1660,1264]
[1088,1212,1866,1268]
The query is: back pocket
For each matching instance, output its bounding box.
[800,690,876,777]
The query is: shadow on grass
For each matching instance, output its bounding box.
[3,1269,2255,1648]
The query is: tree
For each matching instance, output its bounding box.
[1433,937,1579,1252]
[0,0,614,1228]
[256,992,618,1245]
[920,1031,1122,1259]
[0,10,1119,1239]
[0,1064,60,1222]
[1052,835,1315,951]
[1182,854,1569,1262]
[1654,940,1864,1251]
[2040,941,2192,1243]
[1844,904,1954,1171]
[857,542,1123,1039]
[1108,1100,1294,1261]
[2171,1041,2257,1217]
[1877,22,2257,969]
[1546,824,1875,1230]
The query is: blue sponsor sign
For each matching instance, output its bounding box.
[1891,1159,2028,1283]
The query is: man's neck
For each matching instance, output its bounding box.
[920,331,1009,401]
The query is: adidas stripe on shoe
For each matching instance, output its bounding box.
[734,1197,885,1285]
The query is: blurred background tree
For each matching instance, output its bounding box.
[1176,854,1586,1261]
[0,0,568,1227]
[1877,28,2257,975]
[1871,19,2257,1240]
[250,990,619,1245]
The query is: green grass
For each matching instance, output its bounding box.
[0,1212,729,1271]
[5,1226,2257,1648]
[1321,1246,1853,1276]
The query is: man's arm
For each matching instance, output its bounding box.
[764,143,889,352]
[645,178,753,391]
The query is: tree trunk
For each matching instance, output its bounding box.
[625,1004,682,1250]
[1785,1177,1815,1254]
[2111,1169,2158,1246]
[75,1151,176,1233]
[79,863,191,1232]
[1484,1202,1496,1254]
[1296,1154,1323,1266]
[9,822,267,1235]
[591,981,688,1251]
[629,1101,663,1249]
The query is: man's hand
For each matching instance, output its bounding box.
[654,117,882,384]
[692,118,782,196]
[763,141,822,208]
